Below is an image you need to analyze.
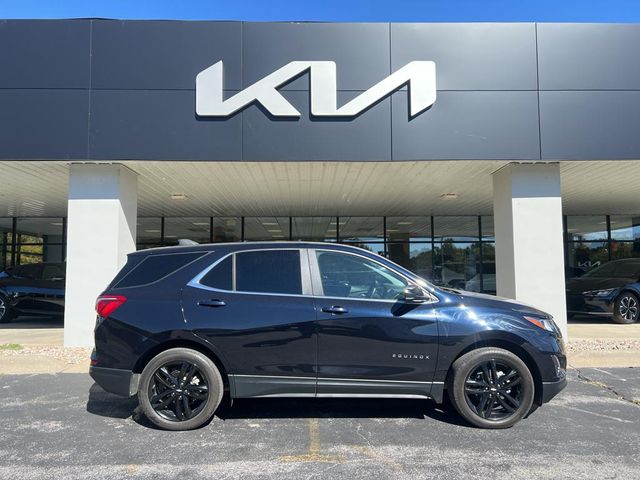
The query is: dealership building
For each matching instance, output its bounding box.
[1,19,640,345]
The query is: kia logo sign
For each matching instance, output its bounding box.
[196,61,437,119]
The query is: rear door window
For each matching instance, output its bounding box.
[236,250,302,295]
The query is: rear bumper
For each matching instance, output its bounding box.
[89,366,139,397]
[540,377,567,404]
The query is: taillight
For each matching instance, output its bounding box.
[95,295,127,318]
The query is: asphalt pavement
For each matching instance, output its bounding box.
[0,368,638,479]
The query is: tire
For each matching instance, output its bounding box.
[0,295,14,324]
[613,292,639,324]
[137,348,224,431]
[448,347,535,429]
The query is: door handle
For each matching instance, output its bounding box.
[321,306,348,314]
[198,299,226,308]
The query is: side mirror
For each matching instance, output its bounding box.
[402,285,429,303]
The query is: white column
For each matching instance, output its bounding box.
[64,164,138,347]
[492,163,567,338]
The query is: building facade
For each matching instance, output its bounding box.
[1,20,640,345]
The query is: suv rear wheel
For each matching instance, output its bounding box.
[138,348,224,431]
[448,347,535,429]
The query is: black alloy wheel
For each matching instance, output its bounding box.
[149,361,210,421]
[138,348,224,430]
[463,359,523,421]
[448,347,535,429]
[613,292,639,324]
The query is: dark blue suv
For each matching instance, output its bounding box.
[90,242,566,430]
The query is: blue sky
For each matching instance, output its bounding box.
[1,0,639,22]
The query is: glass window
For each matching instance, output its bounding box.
[164,217,210,245]
[434,216,479,242]
[235,250,302,295]
[115,253,204,288]
[15,217,64,264]
[212,218,241,243]
[387,242,433,281]
[385,217,431,242]
[16,217,63,243]
[339,217,384,243]
[433,242,481,290]
[200,256,232,290]
[613,260,640,279]
[292,217,337,242]
[10,263,41,280]
[583,261,620,278]
[137,217,162,246]
[0,218,12,270]
[611,241,640,260]
[244,217,290,241]
[566,216,608,241]
[315,250,408,300]
[41,263,65,281]
[610,216,640,241]
[566,242,608,276]
[481,216,494,241]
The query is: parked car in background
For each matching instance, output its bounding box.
[566,258,640,324]
[0,263,66,323]
[91,242,566,431]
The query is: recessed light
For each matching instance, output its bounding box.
[267,229,282,233]
[145,229,161,233]
[50,222,63,226]
[170,193,188,200]
[262,222,279,226]
[192,222,209,226]
[440,193,458,200]
[272,234,285,238]
[164,235,177,238]
[396,221,413,225]
[386,229,399,232]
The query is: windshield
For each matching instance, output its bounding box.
[583,261,640,279]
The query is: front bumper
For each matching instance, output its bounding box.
[540,377,567,404]
[89,366,139,397]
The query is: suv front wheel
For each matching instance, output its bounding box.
[138,348,224,431]
[448,347,535,429]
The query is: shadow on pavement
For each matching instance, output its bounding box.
[86,382,467,428]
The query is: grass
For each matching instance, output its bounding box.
[0,343,23,351]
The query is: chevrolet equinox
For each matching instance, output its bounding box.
[90,242,567,430]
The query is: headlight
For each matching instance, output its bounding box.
[582,288,616,297]
[524,315,561,336]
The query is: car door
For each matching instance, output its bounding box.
[310,248,439,397]
[182,248,318,397]
[35,263,66,314]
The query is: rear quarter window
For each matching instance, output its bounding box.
[114,252,205,288]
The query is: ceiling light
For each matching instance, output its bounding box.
[262,222,279,226]
[164,235,177,238]
[397,221,413,225]
[192,222,209,226]
[386,229,399,232]
[145,229,161,233]
[267,229,282,233]
[50,222,63,226]
[440,193,458,200]
[170,193,188,200]
[272,234,285,238]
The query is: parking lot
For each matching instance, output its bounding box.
[0,368,638,479]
